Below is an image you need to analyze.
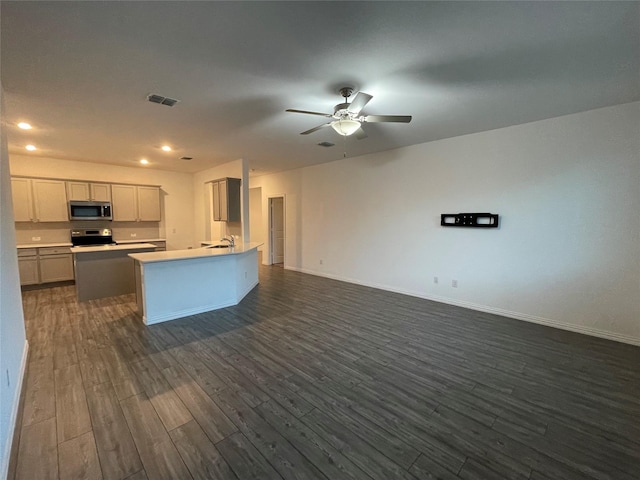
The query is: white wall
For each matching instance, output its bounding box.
[249,187,264,251]
[0,88,29,479]
[9,156,195,250]
[252,102,640,344]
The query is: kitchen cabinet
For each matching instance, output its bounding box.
[12,178,68,222]
[11,178,33,222]
[137,186,161,221]
[17,247,74,286]
[149,241,166,251]
[112,184,161,222]
[17,249,39,285]
[66,181,111,202]
[39,247,74,283]
[211,178,241,222]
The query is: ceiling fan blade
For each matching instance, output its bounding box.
[363,115,412,123]
[300,123,331,135]
[348,92,373,115]
[354,127,368,140]
[286,109,333,118]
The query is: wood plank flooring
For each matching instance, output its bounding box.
[11,262,640,479]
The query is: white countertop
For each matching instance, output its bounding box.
[115,238,166,244]
[17,242,73,249]
[71,243,157,254]
[129,242,262,264]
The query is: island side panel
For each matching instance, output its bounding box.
[141,255,238,325]
[134,260,145,318]
[74,247,154,302]
[234,248,259,302]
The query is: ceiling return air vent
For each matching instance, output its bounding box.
[147,93,180,107]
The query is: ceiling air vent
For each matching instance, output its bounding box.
[317,141,335,147]
[147,94,180,107]
[180,156,193,160]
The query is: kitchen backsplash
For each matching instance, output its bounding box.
[15,221,163,245]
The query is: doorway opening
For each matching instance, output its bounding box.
[268,196,285,266]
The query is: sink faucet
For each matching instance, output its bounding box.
[220,236,235,247]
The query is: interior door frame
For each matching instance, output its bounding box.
[267,194,286,266]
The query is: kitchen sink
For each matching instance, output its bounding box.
[205,244,230,249]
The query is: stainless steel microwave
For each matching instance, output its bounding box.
[68,201,112,221]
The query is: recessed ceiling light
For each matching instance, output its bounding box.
[161,145,172,152]
[25,144,36,151]
[18,122,32,130]
[140,159,149,165]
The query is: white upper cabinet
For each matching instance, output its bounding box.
[137,186,161,222]
[11,178,34,222]
[111,184,138,221]
[12,177,161,223]
[33,179,69,222]
[67,181,112,202]
[112,184,160,222]
[12,178,68,222]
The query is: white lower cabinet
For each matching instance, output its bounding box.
[18,256,39,285]
[18,247,74,286]
[39,254,74,283]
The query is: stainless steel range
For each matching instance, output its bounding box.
[70,228,114,247]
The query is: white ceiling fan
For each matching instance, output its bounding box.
[286,87,412,139]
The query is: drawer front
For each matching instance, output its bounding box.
[17,248,37,257]
[39,247,71,256]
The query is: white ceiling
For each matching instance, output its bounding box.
[2,1,638,175]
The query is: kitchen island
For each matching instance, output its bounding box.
[71,243,157,301]
[129,242,262,325]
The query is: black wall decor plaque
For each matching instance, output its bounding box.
[441,213,499,228]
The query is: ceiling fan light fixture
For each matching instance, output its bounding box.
[330,119,361,136]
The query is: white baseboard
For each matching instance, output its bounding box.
[1,340,29,480]
[288,267,640,347]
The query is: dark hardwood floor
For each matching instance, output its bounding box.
[10,262,640,480]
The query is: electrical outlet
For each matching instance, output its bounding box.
[130,233,137,237]
[433,276,438,284]
[452,279,458,288]
[172,228,176,234]
[244,271,247,278]
[31,236,41,241]
[6,369,9,387]
[319,259,324,265]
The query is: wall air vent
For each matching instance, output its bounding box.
[317,141,335,147]
[180,156,193,160]
[147,94,180,107]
